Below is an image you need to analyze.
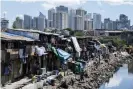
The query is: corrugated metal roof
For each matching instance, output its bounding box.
[61,38,67,40]
[104,31,122,33]
[52,33,59,36]
[0,32,34,41]
[8,28,53,35]
[58,35,64,38]
[76,36,93,39]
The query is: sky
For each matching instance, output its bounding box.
[1,0,133,27]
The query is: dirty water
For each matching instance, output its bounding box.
[99,60,133,89]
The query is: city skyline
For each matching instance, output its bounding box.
[1,0,133,28]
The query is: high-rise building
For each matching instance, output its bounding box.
[32,12,45,31]
[39,12,46,18]
[93,13,101,30]
[101,22,104,29]
[56,12,68,30]
[75,15,84,30]
[14,17,23,29]
[109,21,113,30]
[48,8,55,28]
[48,20,53,28]
[37,17,45,31]
[76,8,87,16]
[48,8,55,20]
[53,12,57,29]
[119,14,130,29]
[112,21,117,30]
[84,19,93,30]
[104,18,110,30]
[38,12,45,31]
[32,17,38,30]
[45,19,49,29]
[24,14,32,29]
[69,9,76,30]
[116,19,121,30]
[84,13,92,20]
[131,25,133,30]
[104,18,113,30]
[1,18,9,30]
[74,8,86,30]
[56,5,68,13]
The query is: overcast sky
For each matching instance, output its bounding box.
[1,0,133,27]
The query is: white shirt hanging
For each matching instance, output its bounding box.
[19,49,23,58]
[35,46,47,56]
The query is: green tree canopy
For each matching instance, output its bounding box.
[16,17,20,21]
[12,21,16,29]
[70,30,74,36]
[63,28,72,32]
[112,38,126,48]
[74,31,84,36]
[12,17,20,29]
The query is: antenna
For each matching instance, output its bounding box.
[4,13,5,18]
[3,12,6,19]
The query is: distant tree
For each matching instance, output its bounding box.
[44,28,47,32]
[70,30,74,36]
[113,38,126,48]
[12,17,20,29]
[16,17,20,21]
[63,28,72,32]
[74,31,84,36]
[12,21,16,29]
[55,29,57,33]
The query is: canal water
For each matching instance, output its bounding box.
[99,60,133,89]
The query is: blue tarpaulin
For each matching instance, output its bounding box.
[56,48,71,62]
[3,32,22,36]
[7,30,39,40]
[1,32,35,41]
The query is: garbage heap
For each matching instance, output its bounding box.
[55,52,133,89]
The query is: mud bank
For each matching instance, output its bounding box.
[55,52,133,89]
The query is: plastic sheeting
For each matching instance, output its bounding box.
[71,37,81,52]
[51,47,58,56]
[100,44,106,48]
[56,48,71,61]
[71,37,81,57]
[94,44,101,50]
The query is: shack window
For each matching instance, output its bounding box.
[7,42,14,49]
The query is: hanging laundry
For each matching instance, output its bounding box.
[19,63,23,75]
[35,46,39,54]
[35,46,47,56]
[23,45,28,58]
[26,45,32,55]
[19,49,28,58]
[51,37,55,44]
[19,49,27,63]
[71,37,82,58]
[94,44,100,51]
[19,49,24,58]
[23,58,27,64]
[4,66,9,75]
[31,46,35,55]
[40,46,46,53]
[4,65,11,75]
[36,47,42,56]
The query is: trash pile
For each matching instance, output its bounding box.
[53,52,133,89]
[21,51,131,89]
